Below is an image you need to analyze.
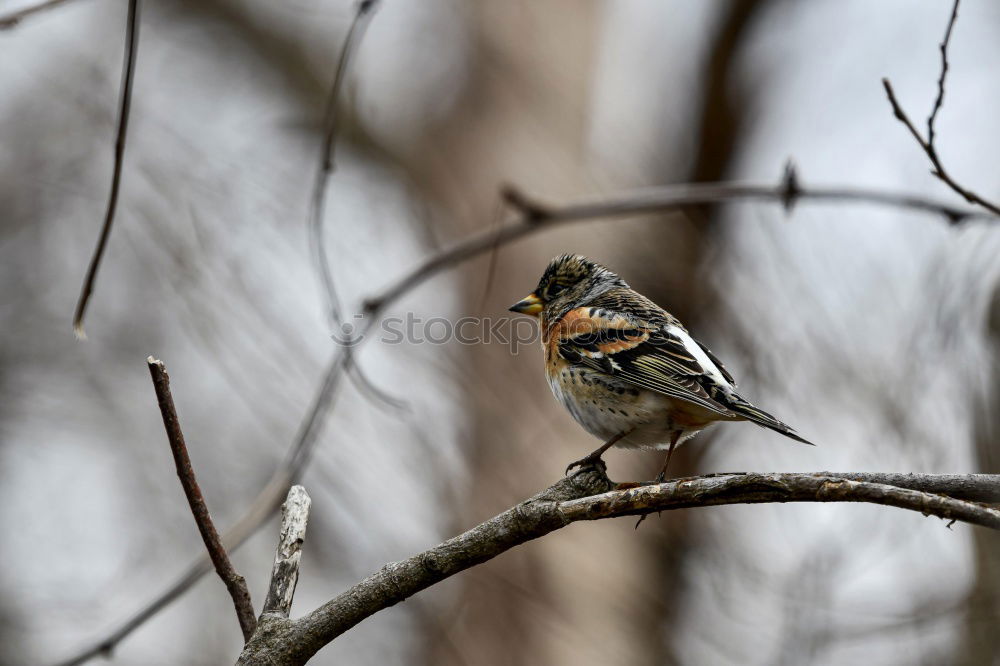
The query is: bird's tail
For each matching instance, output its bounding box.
[726,395,815,445]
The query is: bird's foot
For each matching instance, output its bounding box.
[565,454,607,476]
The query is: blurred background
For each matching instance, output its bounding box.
[1,0,999,664]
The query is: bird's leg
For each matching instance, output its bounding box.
[655,431,682,483]
[565,429,631,475]
[635,431,682,530]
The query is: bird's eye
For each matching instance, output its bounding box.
[547,283,566,298]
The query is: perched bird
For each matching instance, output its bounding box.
[509,254,813,479]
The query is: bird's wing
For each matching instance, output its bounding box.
[554,306,815,444]
[554,307,734,416]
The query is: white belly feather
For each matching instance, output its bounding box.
[547,365,700,450]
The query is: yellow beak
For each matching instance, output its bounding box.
[508,292,543,316]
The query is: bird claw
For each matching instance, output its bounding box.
[565,455,607,475]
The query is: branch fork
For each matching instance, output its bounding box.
[882,0,1000,218]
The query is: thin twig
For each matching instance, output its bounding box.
[146,357,257,641]
[0,0,77,29]
[308,0,402,410]
[927,0,960,146]
[261,486,312,619]
[362,175,993,315]
[310,0,379,327]
[53,558,212,666]
[237,469,1000,665]
[881,0,1000,216]
[72,0,141,338]
[475,196,508,312]
[346,358,410,411]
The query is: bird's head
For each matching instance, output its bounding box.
[508,254,627,323]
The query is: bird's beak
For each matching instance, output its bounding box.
[508,292,543,316]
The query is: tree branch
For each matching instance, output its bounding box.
[306,0,405,411]
[261,485,311,618]
[311,0,379,327]
[362,171,994,314]
[809,471,1000,503]
[558,473,1000,528]
[55,350,351,666]
[235,469,1000,665]
[881,0,1000,216]
[147,357,257,642]
[72,0,141,338]
[927,0,960,146]
[237,486,312,666]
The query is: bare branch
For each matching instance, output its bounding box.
[475,198,509,311]
[362,175,993,315]
[811,471,1000,503]
[881,1,1000,216]
[557,473,1000,526]
[235,469,1000,665]
[311,0,379,327]
[307,0,403,411]
[0,0,78,29]
[928,0,961,146]
[146,357,257,641]
[56,351,352,666]
[53,558,213,666]
[236,485,312,666]
[262,486,312,618]
[72,0,141,338]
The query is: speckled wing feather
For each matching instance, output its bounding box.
[554,304,734,417]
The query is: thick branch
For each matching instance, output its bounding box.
[810,471,1000,503]
[558,473,1000,528]
[236,470,1000,665]
[362,174,992,314]
[881,0,1000,216]
[147,357,257,642]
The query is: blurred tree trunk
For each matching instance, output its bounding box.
[957,286,1000,665]
[409,2,769,665]
[641,1,766,661]
[410,4,663,664]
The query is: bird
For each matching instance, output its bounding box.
[509,253,813,480]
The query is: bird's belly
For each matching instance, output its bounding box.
[547,365,663,446]
[547,364,723,450]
